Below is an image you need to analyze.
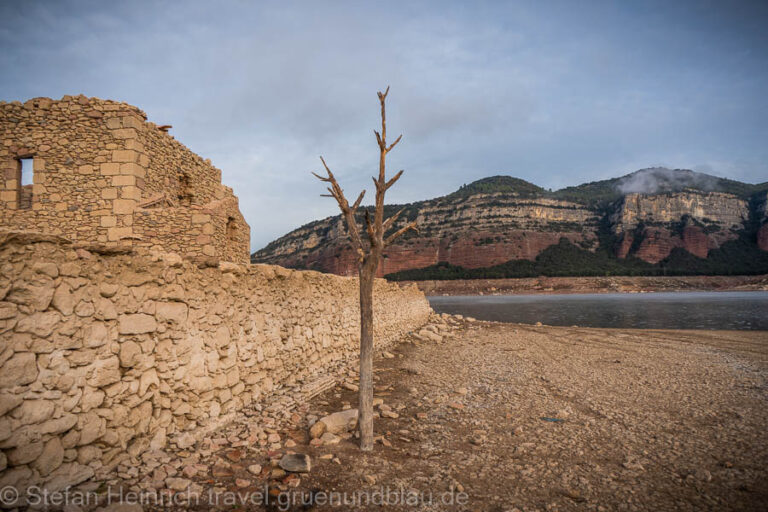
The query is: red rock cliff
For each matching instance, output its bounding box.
[254,181,766,275]
[254,192,599,276]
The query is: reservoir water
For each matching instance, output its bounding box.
[428,291,768,330]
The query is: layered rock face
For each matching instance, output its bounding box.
[255,194,599,277]
[254,184,765,274]
[0,233,430,491]
[610,192,750,263]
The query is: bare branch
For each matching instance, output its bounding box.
[387,134,402,152]
[364,210,376,245]
[384,170,404,191]
[382,207,405,232]
[351,190,366,211]
[377,88,388,152]
[312,171,331,183]
[374,130,384,150]
[319,155,332,174]
[385,220,418,247]
[312,156,364,254]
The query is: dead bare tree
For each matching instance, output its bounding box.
[313,87,417,451]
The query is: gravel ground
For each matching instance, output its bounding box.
[134,317,768,512]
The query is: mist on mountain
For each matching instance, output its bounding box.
[616,168,721,195]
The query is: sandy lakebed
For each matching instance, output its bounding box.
[126,314,768,512]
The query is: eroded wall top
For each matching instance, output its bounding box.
[0,95,250,263]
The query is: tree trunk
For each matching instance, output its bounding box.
[358,261,375,451]
[312,87,417,452]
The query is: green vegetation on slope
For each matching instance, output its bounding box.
[552,169,768,205]
[385,237,768,281]
[445,176,547,200]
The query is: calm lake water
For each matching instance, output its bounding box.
[428,291,768,330]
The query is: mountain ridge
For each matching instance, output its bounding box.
[253,168,768,279]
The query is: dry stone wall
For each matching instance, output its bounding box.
[0,233,431,492]
[0,95,249,264]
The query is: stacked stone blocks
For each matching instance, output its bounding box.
[0,235,431,491]
[0,95,249,263]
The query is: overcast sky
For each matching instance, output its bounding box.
[1,0,767,250]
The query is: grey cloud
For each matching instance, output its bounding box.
[616,168,721,195]
[1,0,766,250]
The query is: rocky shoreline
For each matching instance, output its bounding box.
[408,274,768,296]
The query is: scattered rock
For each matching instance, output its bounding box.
[320,432,341,445]
[309,420,327,439]
[94,503,144,512]
[225,449,242,462]
[318,409,359,435]
[165,477,191,491]
[212,465,233,478]
[279,453,311,473]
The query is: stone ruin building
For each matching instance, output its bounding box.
[0,95,250,263]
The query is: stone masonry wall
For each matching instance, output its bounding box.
[0,233,431,492]
[0,95,249,264]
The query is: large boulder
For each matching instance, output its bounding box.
[313,409,359,437]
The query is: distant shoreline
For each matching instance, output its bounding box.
[405,274,768,296]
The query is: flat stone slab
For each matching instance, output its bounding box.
[279,453,311,473]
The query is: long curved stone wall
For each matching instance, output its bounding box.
[0,232,431,492]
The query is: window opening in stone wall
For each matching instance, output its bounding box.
[18,158,34,210]
[227,217,237,241]
[178,172,193,206]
